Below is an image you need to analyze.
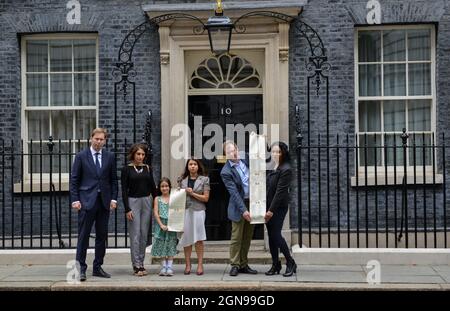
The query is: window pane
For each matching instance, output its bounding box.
[408,100,431,131]
[74,40,96,71]
[51,142,70,173]
[408,29,431,61]
[27,111,49,140]
[358,31,381,62]
[383,30,406,61]
[51,111,73,140]
[26,40,48,72]
[409,134,432,166]
[232,77,260,88]
[52,141,72,174]
[385,134,404,166]
[233,64,254,84]
[75,110,96,140]
[50,40,72,72]
[359,101,381,132]
[384,64,406,96]
[29,142,70,174]
[50,74,72,106]
[26,74,48,106]
[359,64,381,96]
[74,73,95,106]
[408,63,431,96]
[29,142,49,174]
[358,134,382,167]
[207,58,222,80]
[384,100,405,132]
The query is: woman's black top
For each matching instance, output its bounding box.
[266,162,292,213]
[121,164,157,213]
[188,177,196,189]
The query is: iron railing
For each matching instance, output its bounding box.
[2,130,448,249]
[297,130,449,248]
[0,137,148,249]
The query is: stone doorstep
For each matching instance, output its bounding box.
[0,241,270,265]
[0,250,272,265]
[152,251,273,264]
[293,245,450,265]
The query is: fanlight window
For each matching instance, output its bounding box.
[190,54,261,89]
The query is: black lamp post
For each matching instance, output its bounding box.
[205,0,234,55]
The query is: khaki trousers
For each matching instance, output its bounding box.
[230,217,254,268]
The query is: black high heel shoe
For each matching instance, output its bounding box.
[265,261,282,276]
[283,258,297,277]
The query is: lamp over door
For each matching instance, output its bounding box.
[205,0,234,55]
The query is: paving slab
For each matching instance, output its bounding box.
[145,264,227,281]
[1,265,68,282]
[222,265,297,282]
[0,266,26,280]
[431,266,450,283]
[298,271,367,283]
[363,265,438,276]
[300,265,364,272]
[379,275,445,284]
[0,281,54,291]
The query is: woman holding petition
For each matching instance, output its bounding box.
[264,142,297,277]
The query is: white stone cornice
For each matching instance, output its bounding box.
[143,0,305,20]
[143,0,307,14]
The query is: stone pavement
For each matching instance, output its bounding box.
[1,263,450,290]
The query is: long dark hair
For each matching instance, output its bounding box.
[180,158,207,180]
[270,141,290,165]
[127,143,147,163]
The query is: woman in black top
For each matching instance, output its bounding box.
[264,141,297,277]
[121,143,157,276]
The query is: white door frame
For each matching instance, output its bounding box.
[157,15,293,244]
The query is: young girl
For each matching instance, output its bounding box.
[151,177,178,276]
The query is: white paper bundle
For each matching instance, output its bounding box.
[167,188,186,232]
[249,132,266,224]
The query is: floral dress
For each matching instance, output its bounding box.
[151,197,178,257]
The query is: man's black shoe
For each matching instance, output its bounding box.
[80,271,87,282]
[92,267,111,278]
[238,265,258,274]
[229,266,239,276]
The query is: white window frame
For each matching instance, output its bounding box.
[18,33,99,192]
[354,25,437,184]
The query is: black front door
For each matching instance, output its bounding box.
[188,94,264,240]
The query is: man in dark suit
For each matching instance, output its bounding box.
[220,140,257,277]
[70,128,118,281]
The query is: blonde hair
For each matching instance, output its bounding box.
[90,128,108,138]
[222,140,237,155]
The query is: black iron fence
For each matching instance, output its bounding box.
[296,130,449,248]
[0,137,139,249]
[1,131,449,249]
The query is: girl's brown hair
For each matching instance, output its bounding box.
[157,177,172,196]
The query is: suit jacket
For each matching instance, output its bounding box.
[180,175,210,211]
[220,155,249,222]
[266,162,292,213]
[70,148,118,210]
